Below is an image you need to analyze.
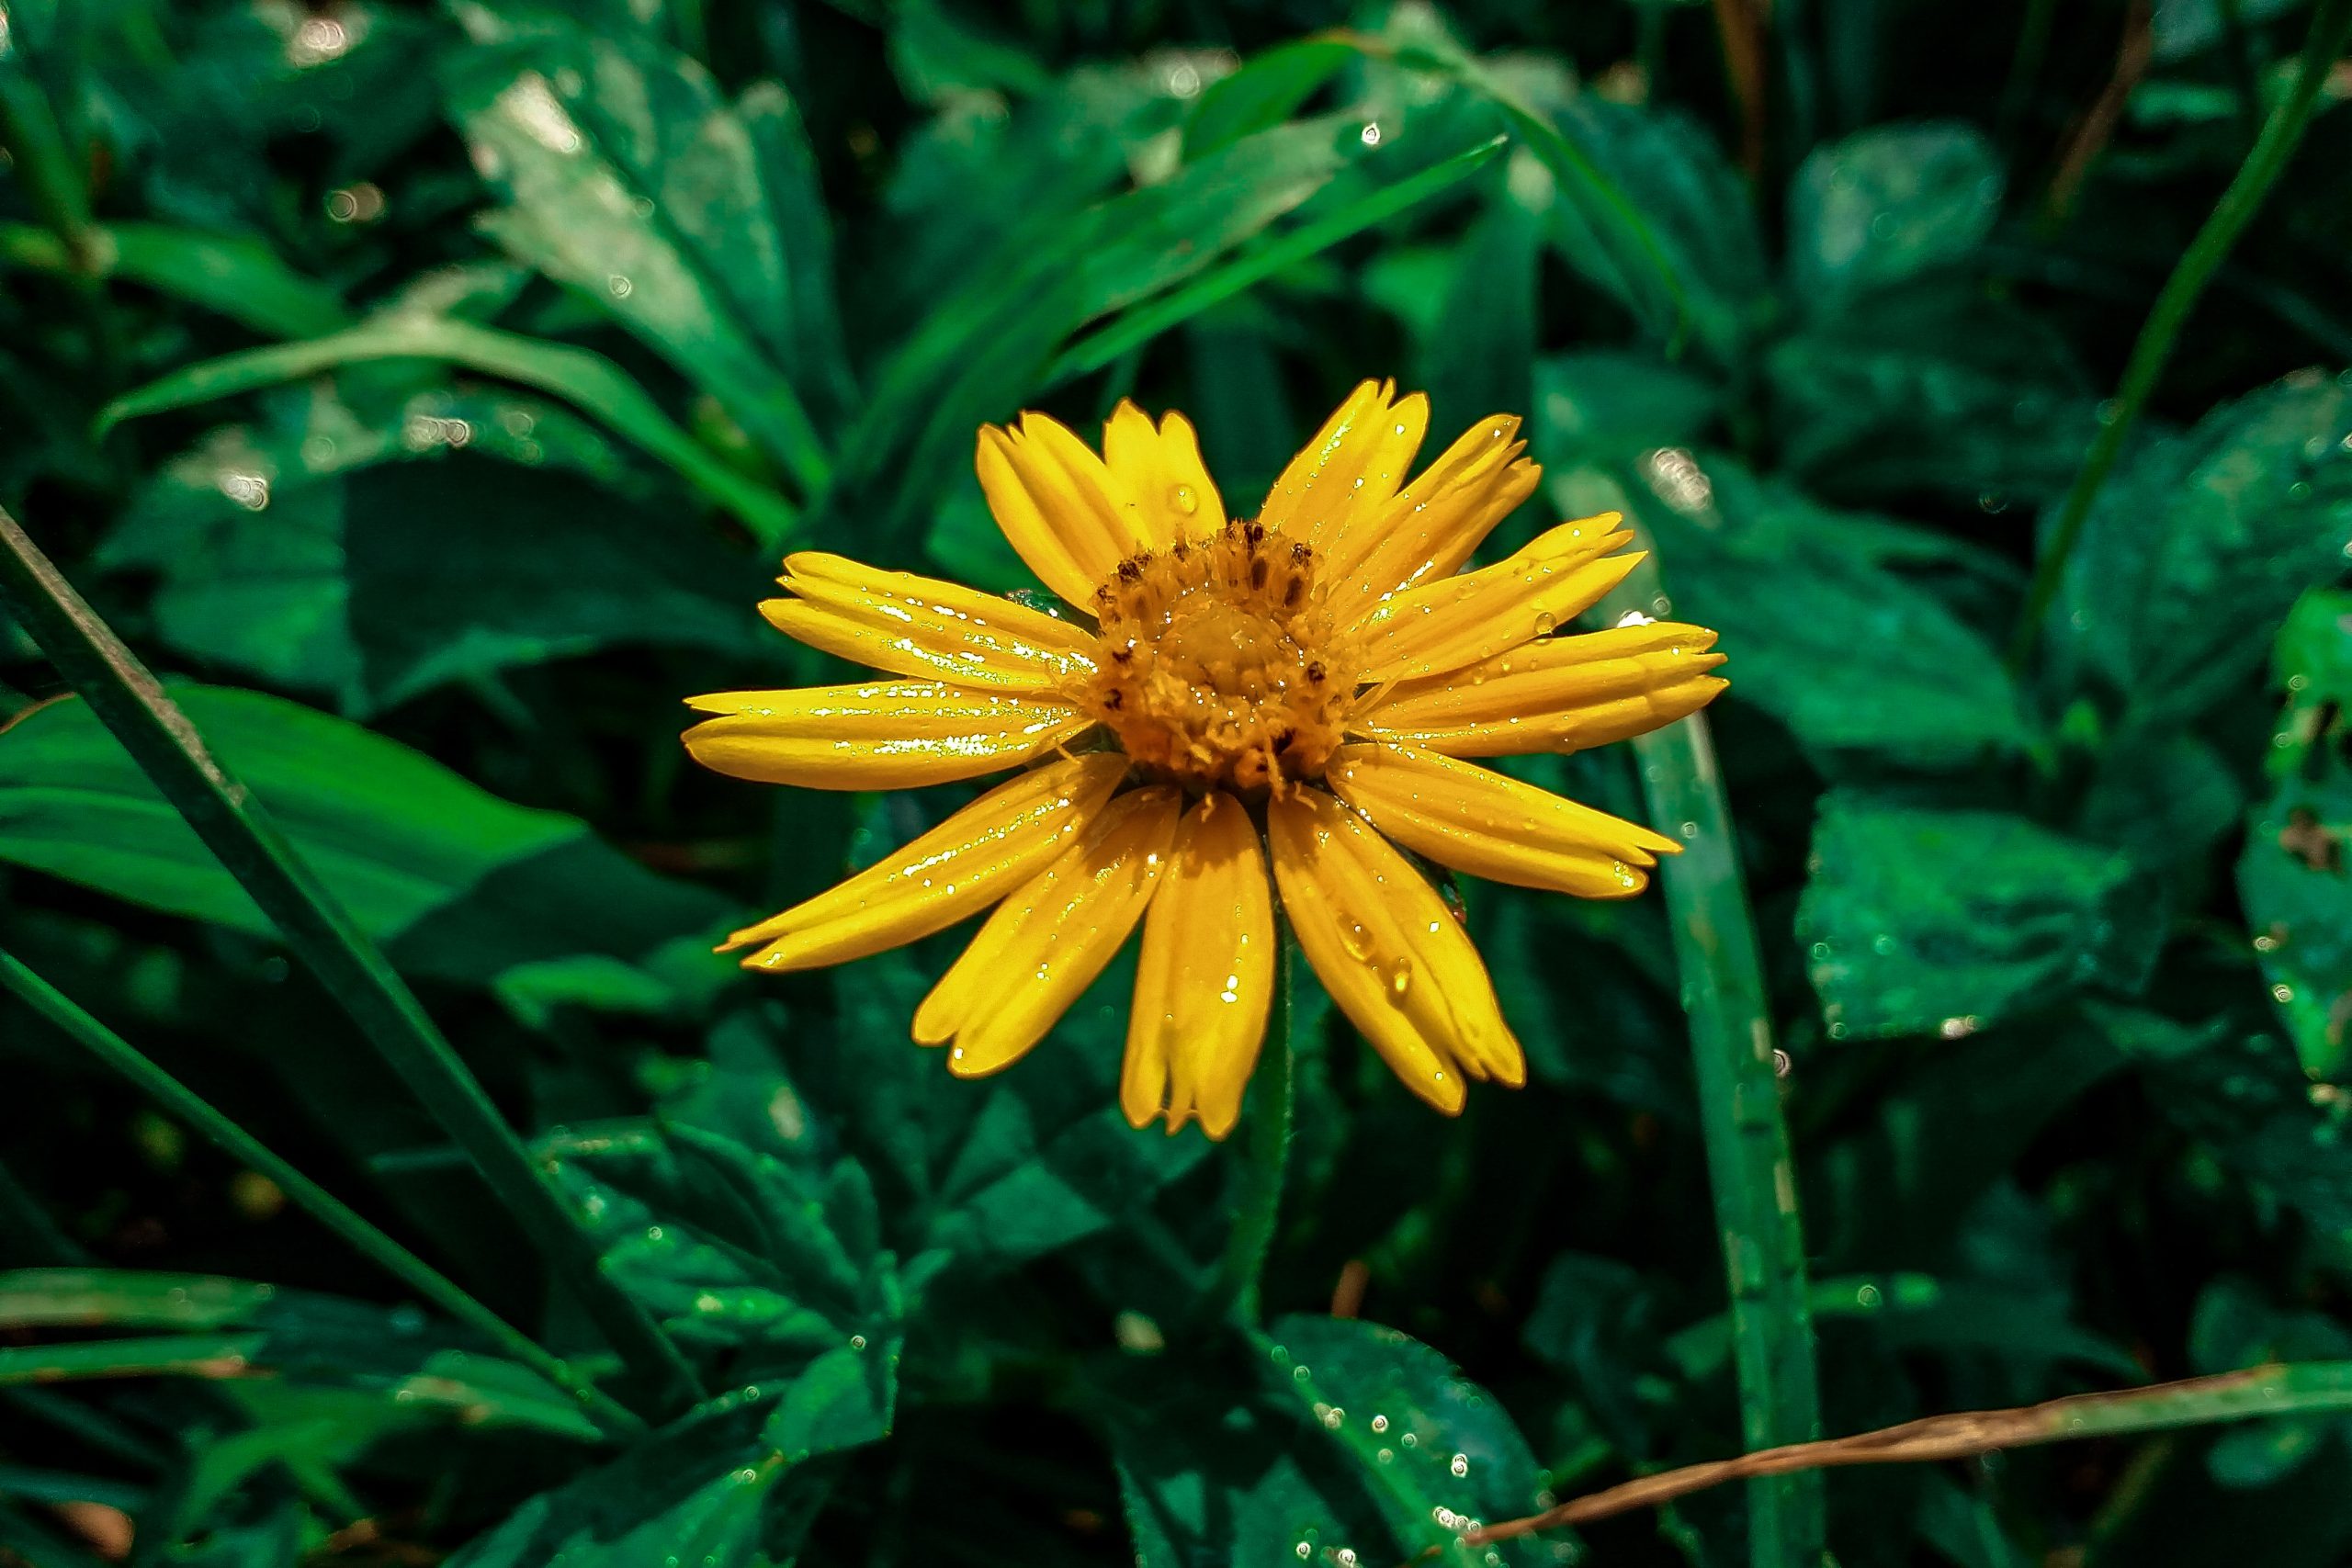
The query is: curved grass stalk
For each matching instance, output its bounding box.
[1570,479,1826,1568]
[0,508,703,1418]
[0,949,641,1438]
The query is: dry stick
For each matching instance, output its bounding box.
[2044,0,2153,220]
[1461,1362,2352,1547]
[1711,0,1769,178]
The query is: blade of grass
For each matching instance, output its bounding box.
[0,948,642,1438]
[92,314,797,548]
[0,507,702,1417]
[0,1336,265,1386]
[2007,0,2352,671]
[1572,479,1825,1568]
[1043,137,1504,389]
[1465,1361,2352,1545]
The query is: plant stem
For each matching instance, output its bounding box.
[1580,483,1825,1568]
[0,507,703,1418]
[1205,939,1296,1327]
[1465,1361,2352,1545]
[0,949,642,1439]
[2007,0,2352,672]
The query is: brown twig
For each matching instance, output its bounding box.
[1712,0,1770,177]
[2045,0,2154,219]
[1464,1365,2307,1545]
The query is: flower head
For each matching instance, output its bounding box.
[685,383,1726,1137]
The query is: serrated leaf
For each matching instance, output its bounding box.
[1786,121,2003,301]
[2052,370,2352,727]
[1798,794,2163,1038]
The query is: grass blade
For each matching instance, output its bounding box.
[2007,0,2352,670]
[93,314,797,548]
[0,507,703,1417]
[1044,137,1505,389]
[1571,479,1826,1567]
[0,948,641,1438]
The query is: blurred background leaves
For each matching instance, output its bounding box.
[5,0,2352,1564]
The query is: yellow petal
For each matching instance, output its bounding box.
[1121,791,1276,1140]
[761,552,1096,692]
[1325,741,1679,899]
[1349,517,1641,682]
[1102,400,1227,547]
[1359,621,1726,758]
[1269,789,1523,1111]
[684,682,1091,791]
[1324,415,1540,618]
[724,752,1129,968]
[1260,381,1430,553]
[976,413,1148,609]
[912,784,1181,1077]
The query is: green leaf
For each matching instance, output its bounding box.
[1785,121,2004,301]
[1765,281,2100,508]
[444,6,830,491]
[1534,350,1724,465]
[2242,605,2352,1077]
[1262,1316,1553,1566]
[1182,39,1355,160]
[96,312,797,547]
[551,1122,910,1451]
[0,221,351,339]
[1798,794,2163,1038]
[2052,370,2352,727]
[0,684,729,992]
[1545,457,2030,769]
[101,384,764,711]
[448,1394,795,1568]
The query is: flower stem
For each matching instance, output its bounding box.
[1205,938,1296,1327]
[2006,0,2352,673]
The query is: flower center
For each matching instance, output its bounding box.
[1085,519,1353,796]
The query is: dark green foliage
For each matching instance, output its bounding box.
[5,0,2352,1565]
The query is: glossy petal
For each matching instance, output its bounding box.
[721,753,1129,969]
[1325,415,1540,621]
[912,785,1181,1077]
[977,412,1149,609]
[1325,742,1679,898]
[1350,517,1641,682]
[1102,400,1226,547]
[683,682,1091,791]
[1259,380,1430,553]
[1121,791,1276,1139]
[1269,789,1523,1112]
[762,552,1095,691]
[1359,620,1726,758]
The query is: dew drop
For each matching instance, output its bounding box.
[1169,483,1198,515]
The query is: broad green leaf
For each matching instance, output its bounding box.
[2052,370,2352,727]
[1797,794,2163,1038]
[0,685,730,994]
[0,221,351,339]
[2268,589,2352,777]
[1545,457,2030,768]
[1535,350,1724,465]
[2191,1276,2352,1488]
[1765,281,2100,507]
[1263,1316,1552,1566]
[1785,121,2004,301]
[1419,163,1542,433]
[96,312,797,547]
[101,383,763,712]
[1182,38,1355,160]
[448,1394,797,1568]
[445,5,829,490]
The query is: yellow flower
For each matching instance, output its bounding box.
[684,383,1726,1137]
